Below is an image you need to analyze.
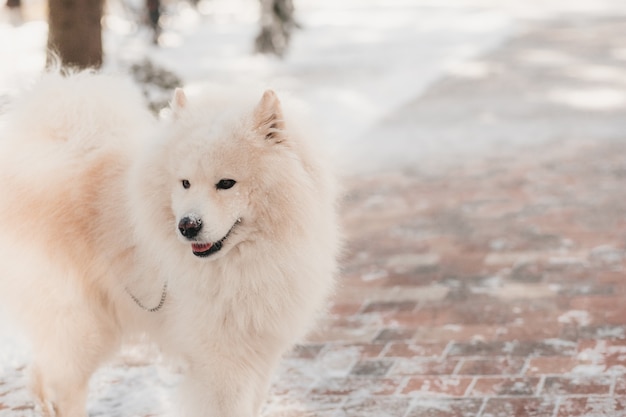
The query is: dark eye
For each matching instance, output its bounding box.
[182,179,191,189]
[216,179,236,190]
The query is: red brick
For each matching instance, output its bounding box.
[405,398,483,417]
[542,375,612,395]
[457,357,526,375]
[493,321,563,341]
[384,270,441,286]
[569,297,623,325]
[414,324,501,342]
[310,377,402,396]
[319,343,386,362]
[435,297,521,328]
[389,358,460,376]
[402,376,474,397]
[288,344,324,360]
[341,397,412,417]
[614,378,626,396]
[362,300,418,314]
[482,397,557,417]
[557,397,626,417]
[596,271,626,284]
[525,357,581,375]
[329,303,364,316]
[349,359,394,377]
[468,377,540,396]
[383,342,449,359]
[358,343,387,359]
[373,328,417,343]
[440,253,486,277]
[383,310,452,327]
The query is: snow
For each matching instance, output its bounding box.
[4,0,626,166]
[558,310,592,327]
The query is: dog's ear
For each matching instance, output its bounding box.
[170,88,187,116]
[254,90,285,143]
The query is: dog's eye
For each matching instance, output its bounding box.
[182,179,191,189]
[216,179,236,190]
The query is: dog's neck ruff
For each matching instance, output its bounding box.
[126,281,168,313]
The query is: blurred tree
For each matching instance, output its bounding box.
[255,0,296,57]
[5,0,22,25]
[146,0,161,45]
[47,0,104,69]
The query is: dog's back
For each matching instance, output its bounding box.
[0,72,156,416]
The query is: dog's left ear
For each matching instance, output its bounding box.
[170,88,187,116]
[254,90,285,143]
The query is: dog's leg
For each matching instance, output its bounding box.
[178,346,282,417]
[27,300,119,417]
[31,361,93,417]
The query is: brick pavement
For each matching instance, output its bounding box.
[264,138,626,417]
[261,16,626,417]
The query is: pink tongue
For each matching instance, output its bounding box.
[192,243,213,252]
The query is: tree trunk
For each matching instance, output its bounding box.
[47,0,104,69]
[5,0,23,25]
[255,0,296,57]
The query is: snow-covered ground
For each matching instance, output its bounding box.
[2,0,626,415]
[3,0,626,161]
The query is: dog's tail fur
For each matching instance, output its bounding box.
[1,70,154,154]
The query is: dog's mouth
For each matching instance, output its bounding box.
[191,219,240,257]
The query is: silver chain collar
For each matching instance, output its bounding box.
[126,281,168,312]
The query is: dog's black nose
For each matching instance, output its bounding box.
[178,216,202,239]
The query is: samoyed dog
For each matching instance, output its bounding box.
[0,71,340,417]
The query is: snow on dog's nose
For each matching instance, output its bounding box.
[178,215,203,239]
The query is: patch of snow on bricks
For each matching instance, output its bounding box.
[361,268,388,282]
[88,364,178,417]
[558,310,592,326]
[484,252,542,266]
[584,398,624,416]
[387,253,440,272]
[443,324,462,332]
[408,398,453,412]
[544,338,578,350]
[316,346,362,379]
[0,366,36,416]
[589,245,624,267]
[571,364,607,374]
[469,275,502,295]
[493,283,556,299]
[548,255,588,267]
[596,326,626,339]
[576,340,608,374]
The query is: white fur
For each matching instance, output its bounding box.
[0,72,340,417]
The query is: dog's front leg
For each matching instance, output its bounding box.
[177,348,281,417]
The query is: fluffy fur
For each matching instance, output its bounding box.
[0,71,340,417]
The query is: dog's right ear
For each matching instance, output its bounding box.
[170,88,187,116]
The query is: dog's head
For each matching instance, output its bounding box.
[163,87,302,259]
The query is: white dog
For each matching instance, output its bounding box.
[0,71,340,417]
